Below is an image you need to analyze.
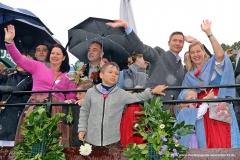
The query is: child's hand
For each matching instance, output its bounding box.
[64,100,73,104]
[75,99,84,106]
[78,131,86,141]
[151,85,168,96]
[204,89,214,99]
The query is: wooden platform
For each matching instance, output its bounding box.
[1,147,240,160]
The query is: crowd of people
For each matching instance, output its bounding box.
[0,19,239,150]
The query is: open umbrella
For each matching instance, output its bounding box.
[0,2,52,34]
[67,17,134,70]
[0,19,59,57]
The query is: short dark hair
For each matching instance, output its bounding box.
[35,44,50,52]
[101,62,119,73]
[169,31,184,41]
[46,44,70,73]
[90,41,102,49]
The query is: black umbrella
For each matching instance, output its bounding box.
[67,17,134,70]
[0,2,52,34]
[0,19,59,57]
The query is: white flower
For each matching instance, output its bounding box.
[160,124,165,129]
[134,123,138,128]
[79,143,92,156]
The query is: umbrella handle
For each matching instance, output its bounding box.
[65,37,72,50]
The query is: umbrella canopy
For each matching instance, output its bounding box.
[0,2,52,34]
[0,19,59,57]
[68,17,134,70]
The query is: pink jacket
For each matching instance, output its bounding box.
[6,43,76,101]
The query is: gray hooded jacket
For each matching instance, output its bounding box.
[78,84,153,146]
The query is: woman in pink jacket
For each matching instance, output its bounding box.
[4,25,77,147]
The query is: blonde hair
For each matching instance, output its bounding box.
[186,40,210,71]
[77,80,94,90]
[127,53,143,67]
[185,89,197,99]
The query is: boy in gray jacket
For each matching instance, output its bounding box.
[78,62,168,147]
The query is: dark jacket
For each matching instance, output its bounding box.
[0,71,33,141]
[62,105,83,147]
[83,63,102,84]
[126,31,185,110]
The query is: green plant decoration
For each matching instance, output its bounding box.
[12,106,66,160]
[66,105,73,124]
[122,97,194,160]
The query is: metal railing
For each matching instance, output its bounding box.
[1,84,240,113]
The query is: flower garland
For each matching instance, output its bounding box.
[122,97,194,159]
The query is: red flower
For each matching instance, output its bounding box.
[103,94,108,98]
[194,69,201,77]
[90,71,99,82]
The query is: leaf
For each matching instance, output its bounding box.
[137,144,147,150]
[122,151,133,157]
[167,117,177,123]
[141,149,148,154]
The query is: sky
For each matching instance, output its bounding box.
[1,0,240,64]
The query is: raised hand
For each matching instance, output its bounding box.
[4,25,15,43]
[106,19,129,29]
[201,20,212,35]
[225,48,234,57]
[184,35,197,43]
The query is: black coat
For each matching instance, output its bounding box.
[62,105,83,147]
[0,71,33,141]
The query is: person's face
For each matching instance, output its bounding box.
[35,45,48,62]
[87,43,103,63]
[168,34,184,54]
[189,44,205,67]
[50,47,66,66]
[185,90,198,108]
[76,87,86,100]
[184,52,189,65]
[136,56,148,69]
[100,65,119,86]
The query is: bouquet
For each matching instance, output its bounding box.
[68,61,88,84]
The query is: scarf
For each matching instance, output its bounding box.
[180,54,235,99]
[129,63,148,87]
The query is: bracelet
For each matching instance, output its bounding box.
[4,40,13,44]
[207,34,213,38]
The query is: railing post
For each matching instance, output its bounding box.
[46,92,52,117]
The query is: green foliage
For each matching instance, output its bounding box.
[221,41,240,69]
[66,106,73,124]
[122,97,194,160]
[12,106,66,160]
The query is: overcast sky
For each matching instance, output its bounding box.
[1,0,240,64]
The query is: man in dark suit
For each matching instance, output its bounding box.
[83,41,108,84]
[107,20,185,111]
